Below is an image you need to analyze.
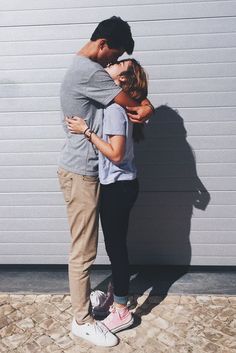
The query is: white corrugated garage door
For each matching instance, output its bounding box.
[0,0,236,265]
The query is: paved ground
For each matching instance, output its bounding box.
[0,293,235,353]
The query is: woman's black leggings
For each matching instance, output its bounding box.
[100,178,139,297]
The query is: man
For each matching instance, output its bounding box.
[58,16,153,347]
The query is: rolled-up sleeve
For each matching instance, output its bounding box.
[85,69,122,106]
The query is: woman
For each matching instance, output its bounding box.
[66,59,148,333]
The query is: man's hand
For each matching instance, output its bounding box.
[126,104,154,123]
[65,117,88,134]
[114,91,154,123]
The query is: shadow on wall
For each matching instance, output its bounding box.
[127,104,211,298]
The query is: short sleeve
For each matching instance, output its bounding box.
[86,69,122,106]
[103,104,127,136]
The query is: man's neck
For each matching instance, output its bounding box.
[77,41,99,63]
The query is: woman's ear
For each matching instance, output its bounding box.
[119,75,127,82]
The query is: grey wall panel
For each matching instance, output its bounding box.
[1,17,235,41]
[0,126,63,139]
[174,107,236,122]
[129,217,236,232]
[0,84,60,98]
[137,177,236,192]
[0,231,69,243]
[1,191,236,206]
[150,92,236,107]
[0,192,66,206]
[1,106,236,126]
[0,177,235,193]
[0,0,235,265]
[0,206,67,218]
[128,254,236,266]
[0,69,65,83]
[0,255,66,265]
[133,48,236,66]
[0,135,235,153]
[129,244,236,257]
[0,255,109,265]
[150,78,236,94]
[1,254,235,265]
[2,63,236,85]
[1,1,235,27]
[1,230,235,245]
[0,112,60,126]
[134,136,236,150]
[1,160,236,177]
[136,150,236,163]
[2,77,236,99]
[147,63,236,79]
[0,0,221,11]
[0,166,59,178]
[2,33,236,56]
[0,162,235,178]
[138,163,236,177]
[1,50,235,71]
[1,205,236,219]
[1,122,236,144]
[131,205,236,219]
[0,139,63,153]
[145,122,236,136]
[0,154,59,166]
[0,55,73,70]
[0,243,235,258]
[0,92,235,112]
[137,192,236,206]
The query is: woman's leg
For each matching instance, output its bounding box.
[100,179,139,304]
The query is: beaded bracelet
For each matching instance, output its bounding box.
[83,127,90,135]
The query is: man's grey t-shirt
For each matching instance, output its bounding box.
[59,55,122,176]
[99,103,137,185]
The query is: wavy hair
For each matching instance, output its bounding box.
[118,58,148,142]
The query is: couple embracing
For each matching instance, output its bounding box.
[58,16,153,347]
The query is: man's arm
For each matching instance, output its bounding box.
[81,67,154,123]
[113,91,154,123]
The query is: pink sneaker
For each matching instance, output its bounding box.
[102,305,134,333]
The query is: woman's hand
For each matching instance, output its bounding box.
[66,117,88,134]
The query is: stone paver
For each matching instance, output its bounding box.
[0,293,235,353]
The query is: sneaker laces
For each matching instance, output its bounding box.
[104,305,119,324]
[95,321,109,335]
[108,304,116,314]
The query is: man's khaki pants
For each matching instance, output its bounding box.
[57,167,100,324]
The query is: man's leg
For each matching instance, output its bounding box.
[58,168,100,324]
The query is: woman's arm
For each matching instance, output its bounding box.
[66,117,125,163]
[91,134,125,163]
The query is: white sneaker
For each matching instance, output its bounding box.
[71,318,119,347]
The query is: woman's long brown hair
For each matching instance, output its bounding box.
[118,58,148,142]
